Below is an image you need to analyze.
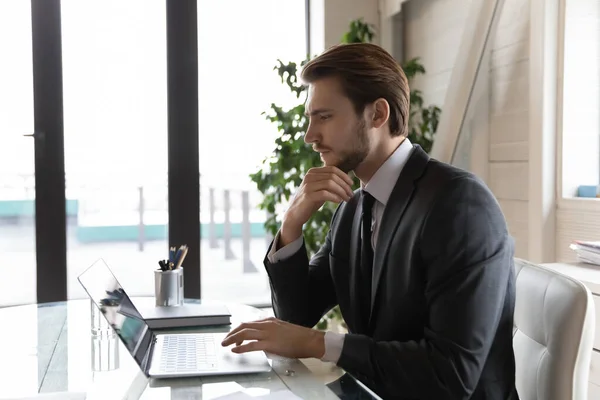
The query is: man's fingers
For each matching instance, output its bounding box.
[231,340,266,354]
[223,324,259,343]
[221,328,266,346]
[330,167,355,187]
[300,189,342,205]
[223,324,245,340]
[303,173,354,198]
[307,166,354,187]
[223,318,275,341]
[306,180,352,202]
[253,316,277,323]
[313,190,344,204]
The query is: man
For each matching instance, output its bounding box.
[221,43,518,400]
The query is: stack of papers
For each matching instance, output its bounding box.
[569,241,600,266]
[215,390,303,400]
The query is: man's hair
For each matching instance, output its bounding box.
[301,43,410,137]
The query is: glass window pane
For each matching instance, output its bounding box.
[61,0,168,301]
[561,0,600,197]
[0,0,36,307]
[198,0,306,304]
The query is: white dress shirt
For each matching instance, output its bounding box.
[267,138,414,363]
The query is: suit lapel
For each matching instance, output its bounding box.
[368,145,430,326]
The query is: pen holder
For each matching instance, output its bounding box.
[154,268,184,307]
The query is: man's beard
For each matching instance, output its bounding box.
[335,118,370,173]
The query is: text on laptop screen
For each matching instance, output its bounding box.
[78,259,153,368]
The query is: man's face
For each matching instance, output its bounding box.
[304,77,370,173]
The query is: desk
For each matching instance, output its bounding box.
[0,298,377,399]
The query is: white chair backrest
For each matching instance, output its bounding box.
[513,258,595,400]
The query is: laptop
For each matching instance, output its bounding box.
[78,259,272,378]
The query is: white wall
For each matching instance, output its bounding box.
[402,0,473,109]
[309,0,380,55]
[490,0,531,259]
[379,4,403,61]
[401,0,532,259]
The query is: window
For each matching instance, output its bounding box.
[197,0,307,304]
[0,0,308,306]
[61,0,169,299]
[0,1,36,306]
[560,0,600,199]
[556,0,600,262]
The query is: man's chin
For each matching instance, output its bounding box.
[320,152,335,166]
[321,153,357,173]
[335,160,357,174]
[322,159,345,171]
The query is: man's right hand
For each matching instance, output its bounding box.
[279,166,354,248]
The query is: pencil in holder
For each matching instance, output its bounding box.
[154,267,184,307]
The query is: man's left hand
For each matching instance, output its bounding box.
[221,317,325,359]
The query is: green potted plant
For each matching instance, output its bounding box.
[250,19,441,330]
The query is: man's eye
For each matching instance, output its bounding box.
[320,115,331,120]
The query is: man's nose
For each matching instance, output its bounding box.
[304,122,317,144]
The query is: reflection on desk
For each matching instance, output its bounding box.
[0,298,382,400]
[176,381,303,399]
[327,374,383,400]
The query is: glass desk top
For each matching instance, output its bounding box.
[0,298,380,400]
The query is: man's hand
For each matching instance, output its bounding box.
[220,317,326,359]
[280,166,354,247]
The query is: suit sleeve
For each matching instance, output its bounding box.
[336,176,515,399]
[263,207,342,329]
[266,232,304,263]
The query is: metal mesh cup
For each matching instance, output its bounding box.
[154,268,184,307]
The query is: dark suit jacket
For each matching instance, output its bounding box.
[264,145,519,400]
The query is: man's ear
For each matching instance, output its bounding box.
[371,98,390,129]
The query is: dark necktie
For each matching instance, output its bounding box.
[360,190,375,320]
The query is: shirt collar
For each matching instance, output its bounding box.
[363,138,413,206]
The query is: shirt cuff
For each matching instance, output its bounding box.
[321,331,345,364]
[267,231,303,263]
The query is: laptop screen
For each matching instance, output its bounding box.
[78,259,153,372]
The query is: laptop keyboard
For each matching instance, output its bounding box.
[159,334,218,373]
